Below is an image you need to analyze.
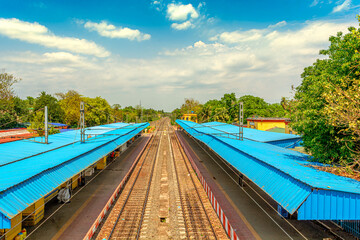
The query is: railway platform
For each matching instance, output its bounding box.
[177,129,355,240]
[26,136,150,240]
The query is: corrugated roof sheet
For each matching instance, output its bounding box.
[177,120,360,220]
[199,121,301,148]
[0,122,148,226]
[0,122,128,166]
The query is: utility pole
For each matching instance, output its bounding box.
[140,100,143,123]
[44,106,48,144]
[239,102,244,141]
[80,101,85,143]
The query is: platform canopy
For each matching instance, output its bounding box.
[196,121,301,148]
[0,122,149,229]
[177,120,360,221]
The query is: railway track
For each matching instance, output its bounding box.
[94,118,227,239]
[96,120,164,240]
[168,123,228,239]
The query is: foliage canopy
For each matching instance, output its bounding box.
[172,93,287,124]
[291,17,360,165]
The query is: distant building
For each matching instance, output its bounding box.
[181,113,198,123]
[0,129,36,144]
[247,117,296,134]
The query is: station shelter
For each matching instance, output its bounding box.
[181,113,198,123]
[0,122,148,240]
[247,117,296,134]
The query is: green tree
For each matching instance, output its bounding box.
[112,104,123,122]
[34,91,64,123]
[0,72,21,128]
[123,106,137,122]
[181,98,202,114]
[291,18,360,164]
[13,96,30,122]
[324,77,360,167]
[56,90,82,126]
[195,93,286,124]
[83,96,113,126]
[239,95,269,121]
[171,108,182,123]
[28,111,60,136]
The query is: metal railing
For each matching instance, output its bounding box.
[333,220,360,238]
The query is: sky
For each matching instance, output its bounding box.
[0,0,359,111]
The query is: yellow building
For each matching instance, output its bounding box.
[181,113,198,123]
[247,117,291,132]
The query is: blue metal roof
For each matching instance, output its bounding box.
[0,122,129,166]
[0,122,148,227]
[177,120,360,220]
[199,121,301,148]
[49,122,68,127]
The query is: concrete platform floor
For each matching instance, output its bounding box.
[27,136,150,240]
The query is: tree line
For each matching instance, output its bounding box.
[171,94,287,124]
[0,77,163,129]
[288,17,360,167]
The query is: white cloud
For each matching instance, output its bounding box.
[269,21,349,53]
[84,21,151,41]
[310,0,319,7]
[269,21,287,28]
[171,21,193,30]
[1,19,357,111]
[0,18,110,57]
[332,0,351,12]
[166,3,199,21]
[210,29,264,43]
[4,51,98,69]
[43,52,82,62]
[151,0,164,11]
[210,21,287,43]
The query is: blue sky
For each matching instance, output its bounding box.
[0,0,359,111]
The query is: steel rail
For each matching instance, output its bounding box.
[167,124,190,240]
[135,121,164,239]
[105,120,164,240]
[169,124,218,239]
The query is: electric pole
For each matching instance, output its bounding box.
[80,101,85,143]
[44,106,48,144]
[140,100,143,123]
[239,102,244,141]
